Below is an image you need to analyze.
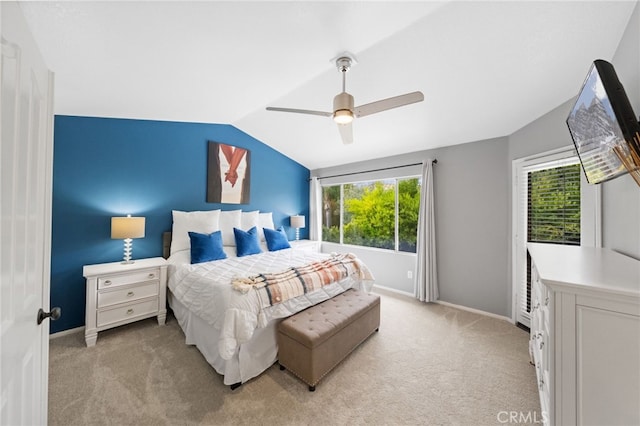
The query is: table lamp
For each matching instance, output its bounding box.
[290,215,305,241]
[111,215,145,264]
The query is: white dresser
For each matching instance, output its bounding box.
[83,257,168,347]
[528,243,640,426]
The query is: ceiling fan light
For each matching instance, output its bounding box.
[333,109,353,124]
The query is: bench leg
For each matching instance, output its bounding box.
[230,382,242,390]
[280,362,314,391]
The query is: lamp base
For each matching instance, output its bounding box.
[295,228,300,241]
[121,238,135,264]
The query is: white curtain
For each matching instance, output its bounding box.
[415,159,438,302]
[309,177,322,241]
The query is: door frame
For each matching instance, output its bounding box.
[511,146,601,325]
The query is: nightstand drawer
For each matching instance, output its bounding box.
[98,268,160,289]
[97,282,158,308]
[97,298,159,327]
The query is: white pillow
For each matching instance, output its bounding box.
[241,210,259,230]
[258,212,275,241]
[219,209,242,246]
[171,210,221,255]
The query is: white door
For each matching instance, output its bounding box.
[1,2,55,425]
[512,147,600,327]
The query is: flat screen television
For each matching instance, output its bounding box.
[566,59,640,184]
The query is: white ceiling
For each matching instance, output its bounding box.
[19,1,638,170]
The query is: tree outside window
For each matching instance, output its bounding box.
[322,177,421,253]
[398,178,420,252]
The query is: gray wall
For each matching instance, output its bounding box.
[509,1,640,262]
[312,2,639,318]
[430,138,509,316]
[507,100,577,319]
[601,2,640,259]
[313,137,510,317]
[507,1,639,317]
[322,242,417,294]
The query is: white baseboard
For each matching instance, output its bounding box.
[372,284,414,298]
[373,284,511,322]
[49,326,84,340]
[434,300,511,322]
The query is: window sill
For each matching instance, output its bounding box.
[321,241,417,257]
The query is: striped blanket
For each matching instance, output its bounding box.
[231,253,374,308]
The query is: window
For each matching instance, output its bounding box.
[398,178,421,252]
[512,147,599,328]
[322,185,341,244]
[527,165,581,245]
[525,163,581,312]
[322,177,420,253]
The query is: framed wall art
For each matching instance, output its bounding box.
[207,141,250,204]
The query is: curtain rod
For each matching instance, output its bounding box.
[314,159,437,181]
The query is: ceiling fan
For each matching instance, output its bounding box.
[266,54,424,144]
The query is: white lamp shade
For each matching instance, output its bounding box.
[290,215,305,229]
[111,216,145,239]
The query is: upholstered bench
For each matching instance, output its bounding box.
[277,289,380,391]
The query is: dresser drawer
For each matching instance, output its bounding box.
[97,282,158,308]
[97,298,159,328]
[98,268,160,289]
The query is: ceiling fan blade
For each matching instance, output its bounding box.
[266,106,332,118]
[337,122,353,145]
[355,91,424,118]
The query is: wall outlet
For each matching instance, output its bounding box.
[407,270,413,279]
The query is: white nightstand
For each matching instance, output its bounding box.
[289,239,321,252]
[83,257,168,347]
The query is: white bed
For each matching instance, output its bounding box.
[165,220,373,387]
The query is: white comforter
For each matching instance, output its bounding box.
[168,247,365,360]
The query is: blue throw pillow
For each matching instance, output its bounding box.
[188,231,227,264]
[264,226,291,252]
[233,226,262,257]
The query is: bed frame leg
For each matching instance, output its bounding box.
[230,382,242,390]
[279,364,285,371]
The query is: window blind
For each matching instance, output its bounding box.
[516,158,581,326]
[527,163,582,245]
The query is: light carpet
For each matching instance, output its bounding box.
[48,289,541,425]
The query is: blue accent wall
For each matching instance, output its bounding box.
[51,115,310,333]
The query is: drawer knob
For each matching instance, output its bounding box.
[104,280,112,286]
[126,308,134,315]
[127,291,134,297]
[148,273,155,279]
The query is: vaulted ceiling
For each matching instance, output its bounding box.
[19,1,638,169]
